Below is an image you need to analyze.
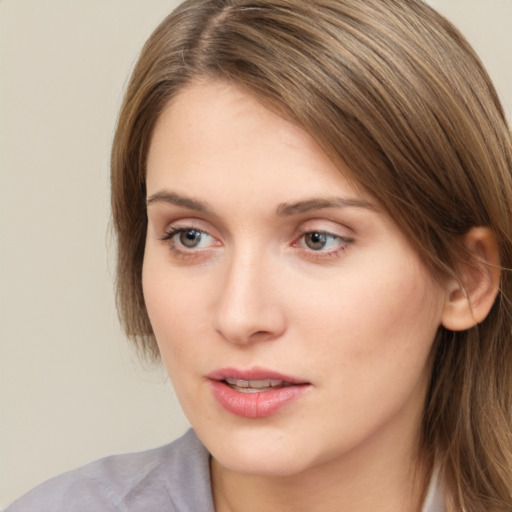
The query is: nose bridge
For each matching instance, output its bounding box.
[213,242,285,344]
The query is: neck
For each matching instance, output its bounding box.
[211,426,432,512]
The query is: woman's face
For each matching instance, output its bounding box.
[143,80,448,477]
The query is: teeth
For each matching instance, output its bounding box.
[224,378,285,390]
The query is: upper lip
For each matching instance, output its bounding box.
[206,366,309,385]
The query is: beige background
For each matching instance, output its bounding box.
[0,0,511,507]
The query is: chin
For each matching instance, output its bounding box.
[197,422,320,477]
[215,448,313,477]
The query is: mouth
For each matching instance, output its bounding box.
[207,367,311,418]
[223,378,296,393]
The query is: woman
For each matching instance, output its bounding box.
[7,0,512,511]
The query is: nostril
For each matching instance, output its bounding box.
[249,330,278,342]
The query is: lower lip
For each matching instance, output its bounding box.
[209,380,310,418]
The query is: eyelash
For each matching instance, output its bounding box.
[160,226,353,260]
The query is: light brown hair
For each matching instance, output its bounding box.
[111,1,512,510]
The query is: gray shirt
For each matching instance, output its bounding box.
[6,429,444,511]
[6,429,215,512]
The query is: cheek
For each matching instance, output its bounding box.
[142,251,204,367]
[297,256,444,389]
[295,265,443,447]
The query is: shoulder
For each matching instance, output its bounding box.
[5,429,215,512]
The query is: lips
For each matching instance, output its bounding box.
[207,367,311,418]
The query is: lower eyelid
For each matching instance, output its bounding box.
[161,225,205,239]
[302,242,352,260]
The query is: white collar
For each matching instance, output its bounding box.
[421,467,445,512]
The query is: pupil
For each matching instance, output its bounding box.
[307,232,327,250]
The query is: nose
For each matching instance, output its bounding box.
[212,248,287,345]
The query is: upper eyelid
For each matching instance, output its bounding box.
[161,227,207,240]
[295,231,353,246]
[160,219,219,238]
[148,204,356,228]
[157,217,354,243]
[146,205,225,236]
[297,215,355,229]
[164,226,214,241]
[293,221,355,241]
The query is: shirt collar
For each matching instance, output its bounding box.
[421,467,445,512]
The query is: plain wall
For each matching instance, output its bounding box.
[0,1,188,506]
[0,0,511,507]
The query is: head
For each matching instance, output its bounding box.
[111,0,512,509]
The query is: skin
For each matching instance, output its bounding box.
[143,80,450,512]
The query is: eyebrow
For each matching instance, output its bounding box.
[146,191,375,216]
[276,197,375,216]
[146,191,211,213]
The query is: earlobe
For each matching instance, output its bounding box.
[441,227,501,331]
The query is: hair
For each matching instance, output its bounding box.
[110,0,512,510]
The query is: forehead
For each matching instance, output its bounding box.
[149,80,320,166]
[146,80,362,202]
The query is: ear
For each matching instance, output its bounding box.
[441,227,501,331]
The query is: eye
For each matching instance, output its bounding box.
[177,229,206,248]
[161,227,217,251]
[301,231,347,251]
